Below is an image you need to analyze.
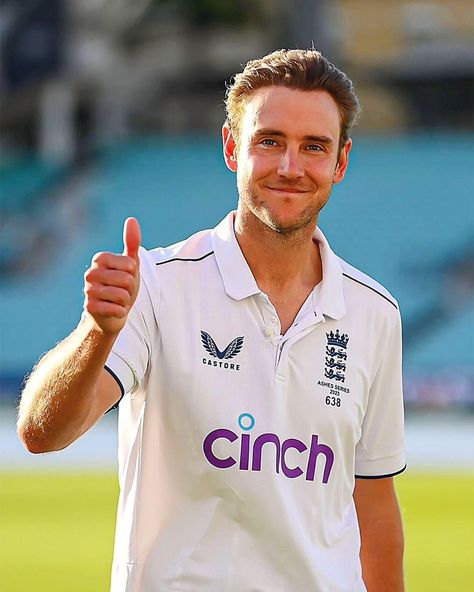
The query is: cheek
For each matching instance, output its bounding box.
[236,166,252,201]
[241,153,275,181]
[236,157,257,186]
[236,159,266,204]
[309,160,337,182]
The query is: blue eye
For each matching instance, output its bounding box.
[307,144,323,151]
[261,138,277,146]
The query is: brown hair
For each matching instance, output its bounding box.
[225,48,361,153]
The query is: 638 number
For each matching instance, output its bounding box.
[325,396,341,407]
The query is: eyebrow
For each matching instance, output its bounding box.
[253,129,334,145]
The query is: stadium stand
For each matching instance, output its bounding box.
[1,134,473,407]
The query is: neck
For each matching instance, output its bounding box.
[234,209,322,294]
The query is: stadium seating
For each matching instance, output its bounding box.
[1,134,472,404]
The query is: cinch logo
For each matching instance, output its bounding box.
[202,413,334,484]
[201,331,244,371]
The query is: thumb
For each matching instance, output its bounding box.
[122,217,142,259]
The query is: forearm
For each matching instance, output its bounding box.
[354,477,405,591]
[17,316,117,453]
[359,505,404,590]
[18,218,141,453]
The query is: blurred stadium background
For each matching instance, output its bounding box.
[1,1,473,590]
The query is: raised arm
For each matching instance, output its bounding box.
[17,218,142,453]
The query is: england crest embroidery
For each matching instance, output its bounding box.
[324,329,349,382]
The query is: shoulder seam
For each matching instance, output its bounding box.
[155,251,214,266]
[342,273,398,310]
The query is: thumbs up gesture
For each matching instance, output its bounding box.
[83,218,142,335]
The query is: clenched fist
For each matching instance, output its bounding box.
[83,218,141,335]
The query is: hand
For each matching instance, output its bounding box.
[83,218,141,335]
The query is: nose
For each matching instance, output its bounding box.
[277,147,304,179]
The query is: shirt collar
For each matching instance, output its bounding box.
[312,225,346,320]
[211,211,346,320]
[211,212,260,300]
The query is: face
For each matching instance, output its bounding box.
[223,86,351,236]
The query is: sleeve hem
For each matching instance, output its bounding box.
[355,464,407,479]
[106,350,137,394]
[104,365,125,412]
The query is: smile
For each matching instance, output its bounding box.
[265,186,310,194]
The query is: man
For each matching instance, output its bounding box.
[18,49,405,591]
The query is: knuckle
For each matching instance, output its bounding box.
[84,268,95,283]
[84,298,96,314]
[91,251,109,266]
[118,289,131,306]
[85,286,97,300]
[115,307,127,319]
[107,305,125,319]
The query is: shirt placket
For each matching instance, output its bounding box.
[277,310,326,378]
[256,293,326,378]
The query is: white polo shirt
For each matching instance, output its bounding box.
[105,211,405,592]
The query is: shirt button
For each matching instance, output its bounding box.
[271,317,278,325]
[264,326,274,338]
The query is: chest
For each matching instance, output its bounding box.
[152,290,377,453]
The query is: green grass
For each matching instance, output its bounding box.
[1,471,473,591]
[397,471,474,591]
[0,472,118,592]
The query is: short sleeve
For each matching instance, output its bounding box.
[105,248,158,399]
[355,308,406,478]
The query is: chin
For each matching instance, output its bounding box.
[263,211,316,235]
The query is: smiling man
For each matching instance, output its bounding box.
[18,49,406,591]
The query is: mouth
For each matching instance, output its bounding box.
[264,186,310,194]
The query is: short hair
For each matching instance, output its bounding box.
[225,48,361,153]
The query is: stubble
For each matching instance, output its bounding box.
[238,182,332,246]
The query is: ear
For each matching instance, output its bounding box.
[222,122,238,172]
[333,139,352,185]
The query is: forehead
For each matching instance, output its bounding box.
[240,86,341,142]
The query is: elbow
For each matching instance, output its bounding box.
[23,442,52,454]
[17,422,68,454]
[17,423,48,453]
